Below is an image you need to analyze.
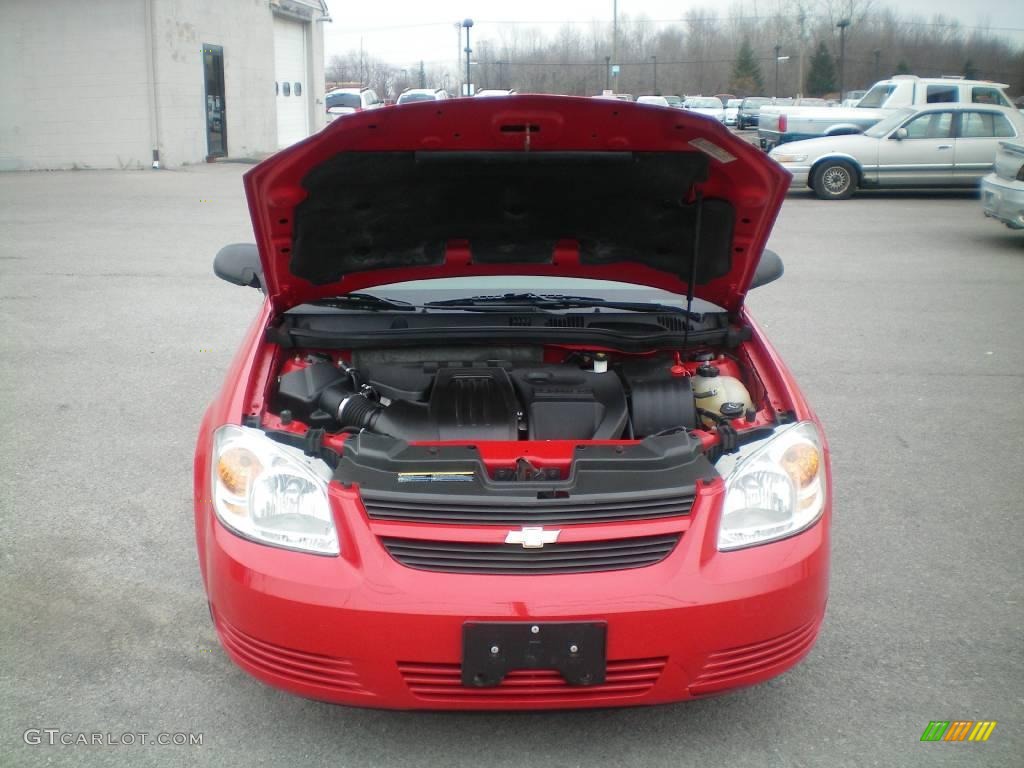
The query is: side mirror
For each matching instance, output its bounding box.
[213,243,264,291]
[893,127,908,140]
[750,249,784,290]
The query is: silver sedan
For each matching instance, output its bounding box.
[770,105,1024,200]
[981,140,1024,229]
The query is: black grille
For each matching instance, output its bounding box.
[381,533,681,575]
[362,490,695,525]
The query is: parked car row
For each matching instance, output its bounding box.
[326,86,516,119]
[759,76,1013,151]
[769,104,1024,199]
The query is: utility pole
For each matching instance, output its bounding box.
[612,0,618,89]
[497,61,505,90]
[774,44,781,98]
[419,60,425,89]
[796,8,806,98]
[454,23,462,92]
[836,18,850,102]
[462,18,474,96]
[873,48,881,81]
[651,55,657,94]
[605,55,611,90]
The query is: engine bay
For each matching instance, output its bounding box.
[268,345,766,448]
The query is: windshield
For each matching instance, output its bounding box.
[864,108,914,138]
[359,276,724,313]
[691,98,723,109]
[857,84,896,109]
[397,92,435,104]
[326,92,361,109]
[741,98,769,110]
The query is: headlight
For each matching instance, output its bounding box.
[771,153,808,163]
[718,421,826,551]
[211,425,339,555]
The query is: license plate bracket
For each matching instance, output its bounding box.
[462,621,607,687]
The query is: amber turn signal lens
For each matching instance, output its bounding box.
[781,444,820,489]
[217,447,262,497]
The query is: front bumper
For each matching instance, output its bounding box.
[774,164,810,188]
[198,483,830,710]
[981,173,1024,229]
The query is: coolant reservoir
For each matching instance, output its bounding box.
[691,364,753,426]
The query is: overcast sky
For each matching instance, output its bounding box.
[322,1,1024,68]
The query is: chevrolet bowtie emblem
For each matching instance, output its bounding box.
[505,526,561,549]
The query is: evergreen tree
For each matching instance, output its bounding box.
[962,59,978,79]
[806,42,836,96]
[895,59,911,75]
[731,39,764,96]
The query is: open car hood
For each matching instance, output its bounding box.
[244,95,789,313]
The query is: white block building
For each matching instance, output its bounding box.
[0,0,330,170]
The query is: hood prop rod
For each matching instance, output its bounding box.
[681,188,704,354]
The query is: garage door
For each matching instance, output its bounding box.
[273,16,309,148]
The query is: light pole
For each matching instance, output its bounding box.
[836,18,850,102]
[873,48,881,81]
[650,55,658,94]
[605,55,611,90]
[774,45,781,97]
[462,18,474,96]
[775,51,790,98]
[612,0,618,87]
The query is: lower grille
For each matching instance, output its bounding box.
[215,612,366,694]
[689,621,819,695]
[381,533,681,575]
[399,658,666,703]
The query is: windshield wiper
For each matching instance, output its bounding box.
[424,293,703,319]
[309,293,416,312]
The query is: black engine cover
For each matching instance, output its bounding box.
[511,367,628,440]
[427,367,521,441]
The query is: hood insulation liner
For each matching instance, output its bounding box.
[291,151,735,286]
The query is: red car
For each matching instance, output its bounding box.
[196,95,830,710]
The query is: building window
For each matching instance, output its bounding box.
[294,82,302,97]
[282,81,291,97]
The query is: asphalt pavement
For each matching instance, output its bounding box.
[1,163,1022,768]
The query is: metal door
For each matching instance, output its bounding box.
[954,110,1019,182]
[203,44,227,158]
[876,110,955,186]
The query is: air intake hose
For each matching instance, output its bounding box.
[320,389,383,431]
[320,387,436,441]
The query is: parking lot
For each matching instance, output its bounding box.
[1,163,1022,767]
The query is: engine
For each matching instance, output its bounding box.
[272,351,750,442]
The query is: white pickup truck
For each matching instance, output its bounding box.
[758,76,1013,151]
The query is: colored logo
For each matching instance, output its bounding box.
[920,721,997,742]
